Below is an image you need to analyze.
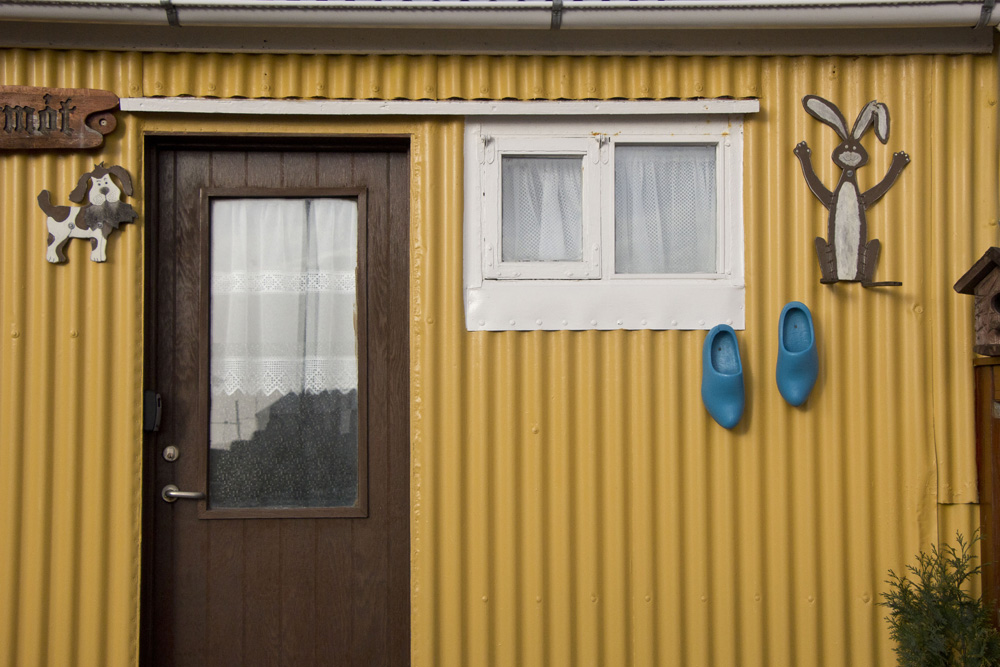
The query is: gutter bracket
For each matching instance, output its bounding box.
[161,0,180,27]
[550,0,563,30]
[975,0,995,29]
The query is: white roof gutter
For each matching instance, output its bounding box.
[0,0,996,30]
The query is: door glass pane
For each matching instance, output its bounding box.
[615,145,717,274]
[208,198,359,509]
[501,156,583,262]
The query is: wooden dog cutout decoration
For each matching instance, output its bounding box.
[37,162,138,263]
[794,95,909,287]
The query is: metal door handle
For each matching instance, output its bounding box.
[161,484,206,503]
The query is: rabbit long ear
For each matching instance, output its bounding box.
[873,102,890,143]
[802,95,850,140]
[852,101,891,143]
[852,100,880,140]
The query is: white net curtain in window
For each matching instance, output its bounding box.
[501,156,584,262]
[210,198,359,398]
[615,145,717,274]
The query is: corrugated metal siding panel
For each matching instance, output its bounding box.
[933,52,999,503]
[0,50,144,667]
[405,54,994,667]
[0,49,995,667]
[142,52,763,101]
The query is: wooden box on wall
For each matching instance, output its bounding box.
[955,248,1000,356]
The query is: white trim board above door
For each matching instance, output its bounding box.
[121,97,760,116]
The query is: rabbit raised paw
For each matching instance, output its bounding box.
[795,95,909,287]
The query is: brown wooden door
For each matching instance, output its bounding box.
[144,140,410,667]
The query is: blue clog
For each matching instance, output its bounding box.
[776,301,819,407]
[702,324,745,429]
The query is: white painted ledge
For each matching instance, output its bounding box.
[465,280,746,331]
[120,97,760,116]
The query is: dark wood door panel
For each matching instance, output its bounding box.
[145,142,409,667]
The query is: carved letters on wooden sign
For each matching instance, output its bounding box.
[0,86,119,150]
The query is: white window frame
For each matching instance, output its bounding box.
[482,136,601,280]
[464,113,749,331]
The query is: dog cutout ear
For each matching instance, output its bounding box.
[108,165,134,197]
[68,170,94,203]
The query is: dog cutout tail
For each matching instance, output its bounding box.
[37,190,71,223]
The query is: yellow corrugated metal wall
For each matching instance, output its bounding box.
[0,50,145,667]
[0,49,996,666]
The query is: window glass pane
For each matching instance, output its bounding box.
[208,198,359,509]
[502,156,583,262]
[615,145,717,274]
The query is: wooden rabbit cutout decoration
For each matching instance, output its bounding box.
[794,95,910,287]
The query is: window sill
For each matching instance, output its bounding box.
[465,279,745,331]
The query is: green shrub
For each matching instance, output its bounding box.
[880,531,1000,666]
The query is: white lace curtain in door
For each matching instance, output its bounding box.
[210,198,358,397]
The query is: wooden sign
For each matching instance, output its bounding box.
[1,86,118,151]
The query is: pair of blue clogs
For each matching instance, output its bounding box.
[701,301,819,429]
